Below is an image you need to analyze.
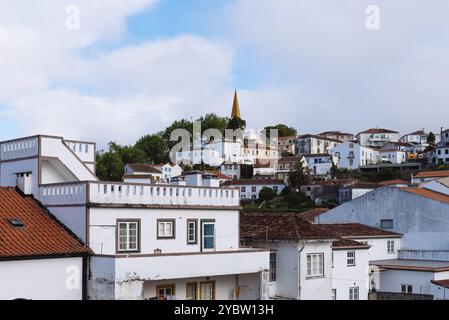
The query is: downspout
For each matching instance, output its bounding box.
[297,240,305,300]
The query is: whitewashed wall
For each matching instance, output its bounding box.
[332,249,369,300]
[0,257,83,300]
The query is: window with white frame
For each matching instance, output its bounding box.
[401,284,413,294]
[157,219,175,239]
[117,220,139,252]
[187,219,197,244]
[349,286,359,300]
[387,240,395,253]
[306,253,324,277]
[347,251,355,266]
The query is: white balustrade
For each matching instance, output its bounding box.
[0,137,39,161]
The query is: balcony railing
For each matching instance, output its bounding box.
[0,136,39,161]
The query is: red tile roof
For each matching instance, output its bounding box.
[431,279,449,289]
[357,128,399,134]
[240,212,336,241]
[318,223,403,239]
[207,171,231,180]
[0,187,91,258]
[378,179,409,186]
[299,208,329,222]
[332,238,370,250]
[224,179,285,186]
[400,187,449,205]
[414,170,449,179]
[126,163,162,174]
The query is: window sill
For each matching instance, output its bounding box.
[305,275,325,280]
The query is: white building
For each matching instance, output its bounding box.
[241,213,378,300]
[330,141,379,170]
[0,135,270,300]
[123,163,163,184]
[379,149,407,164]
[0,187,90,300]
[356,128,399,148]
[399,130,429,145]
[224,179,286,200]
[303,154,337,176]
[296,134,342,155]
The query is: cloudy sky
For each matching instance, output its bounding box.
[1,0,449,147]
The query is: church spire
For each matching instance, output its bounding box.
[231,90,241,119]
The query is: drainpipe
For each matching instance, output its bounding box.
[297,240,305,300]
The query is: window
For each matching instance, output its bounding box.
[387,240,395,253]
[241,186,246,192]
[117,220,140,252]
[200,281,215,300]
[381,219,394,229]
[251,186,257,192]
[306,253,324,277]
[186,283,198,300]
[187,219,197,244]
[201,221,215,251]
[269,252,276,282]
[157,285,175,300]
[347,251,355,266]
[401,284,413,294]
[349,287,359,300]
[157,219,175,239]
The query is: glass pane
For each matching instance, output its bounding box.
[203,236,214,249]
[203,223,214,236]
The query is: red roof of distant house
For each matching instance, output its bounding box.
[0,187,91,258]
[357,128,399,135]
[378,179,409,186]
[223,179,285,186]
[126,163,162,174]
[207,171,231,180]
[297,134,342,143]
[414,170,449,179]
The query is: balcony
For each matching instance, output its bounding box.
[39,181,241,208]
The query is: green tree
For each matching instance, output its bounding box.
[227,116,246,131]
[288,159,311,189]
[259,187,277,202]
[264,124,297,137]
[108,142,147,164]
[240,164,254,179]
[199,113,230,135]
[96,151,124,181]
[427,132,436,145]
[135,134,169,164]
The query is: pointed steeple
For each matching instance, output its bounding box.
[231,90,241,119]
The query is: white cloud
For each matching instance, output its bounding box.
[0,1,236,146]
[225,0,449,135]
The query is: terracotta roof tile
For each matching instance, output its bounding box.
[357,128,399,134]
[414,170,449,179]
[332,238,370,250]
[126,163,162,174]
[378,179,409,186]
[224,179,285,186]
[400,187,449,205]
[318,223,403,238]
[299,208,329,222]
[0,187,90,258]
[240,212,336,241]
[431,279,449,289]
